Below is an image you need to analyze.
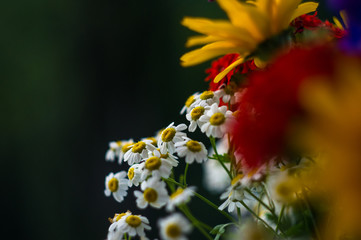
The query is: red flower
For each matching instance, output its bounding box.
[292,12,323,33]
[231,46,335,170]
[205,54,257,91]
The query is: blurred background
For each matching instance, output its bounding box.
[0,0,333,239]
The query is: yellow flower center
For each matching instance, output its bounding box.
[125,215,142,228]
[185,95,195,108]
[128,168,135,180]
[160,153,169,159]
[145,157,162,171]
[116,140,122,146]
[161,128,176,142]
[170,188,184,199]
[210,112,225,126]
[132,141,146,153]
[115,212,127,222]
[224,82,238,95]
[122,143,133,153]
[143,188,158,203]
[186,140,202,152]
[108,178,119,192]
[165,223,182,238]
[200,91,214,100]
[231,174,244,185]
[190,106,205,120]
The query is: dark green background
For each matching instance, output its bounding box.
[0,0,333,239]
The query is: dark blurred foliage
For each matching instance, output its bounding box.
[0,0,333,239]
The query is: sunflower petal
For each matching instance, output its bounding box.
[181,41,244,67]
[186,35,223,47]
[214,57,245,83]
[289,2,319,25]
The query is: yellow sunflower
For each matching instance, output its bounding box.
[180,0,318,83]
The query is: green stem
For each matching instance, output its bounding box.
[275,205,286,234]
[179,205,213,240]
[240,201,282,238]
[123,233,127,240]
[183,163,189,186]
[302,193,321,240]
[237,207,242,224]
[245,188,275,215]
[183,205,212,231]
[193,191,236,223]
[209,136,232,179]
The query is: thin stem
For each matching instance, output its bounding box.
[163,177,236,223]
[275,205,286,234]
[183,163,189,186]
[240,201,282,238]
[210,136,232,179]
[183,205,212,231]
[123,233,127,240]
[179,205,213,240]
[193,191,237,223]
[244,188,275,215]
[302,192,321,240]
[237,207,242,224]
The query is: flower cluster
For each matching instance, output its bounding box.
[101,0,361,239]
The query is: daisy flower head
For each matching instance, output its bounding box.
[190,90,222,108]
[117,211,151,238]
[141,149,178,179]
[118,139,134,164]
[104,171,129,203]
[128,163,145,187]
[134,174,169,209]
[218,173,245,213]
[219,81,239,105]
[180,92,199,114]
[158,213,192,240]
[158,122,187,154]
[105,141,122,162]
[175,137,208,164]
[185,104,210,132]
[124,139,156,165]
[199,103,235,138]
[107,212,128,240]
[166,186,196,212]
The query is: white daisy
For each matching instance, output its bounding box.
[219,81,239,105]
[107,212,128,240]
[166,186,196,212]
[105,141,122,162]
[134,174,169,209]
[175,137,208,164]
[158,213,192,240]
[117,211,151,237]
[199,103,235,138]
[104,171,129,203]
[158,122,187,154]
[180,92,199,114]
[185,104,210,132]
[124,139,156,165]
[127,163,145,187]
[190,90,221,108]
[218,174,245,213]
[118,139,134,164]
[141,149,179,179]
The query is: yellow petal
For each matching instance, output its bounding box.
[254,57,267,68]
[340,10,349,29]
[288,2,319,27]
[181,17,257,45]
[333,17,344,30]
[214,57,245,83]
[181,41,244,67]
[185,35,223,47]
[217,0,269,41]
[273,0,302,33]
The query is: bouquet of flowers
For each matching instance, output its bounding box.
[102,0,361,239]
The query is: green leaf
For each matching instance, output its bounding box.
[210,223,235,240]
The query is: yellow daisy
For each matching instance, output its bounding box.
[180,0,318,83]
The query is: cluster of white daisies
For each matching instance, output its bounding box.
[103,89,243,239]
